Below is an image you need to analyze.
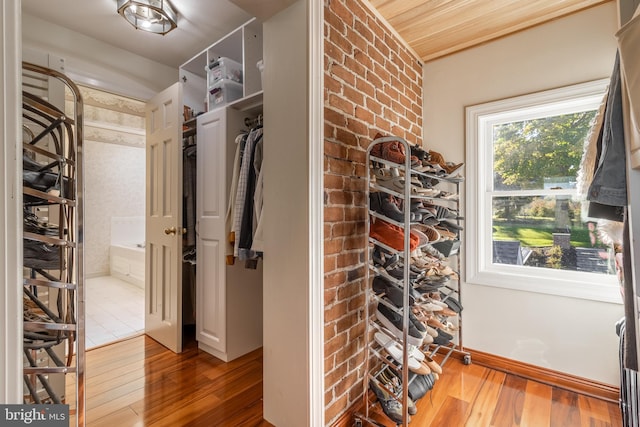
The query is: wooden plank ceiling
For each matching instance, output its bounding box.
[369,0,613,62]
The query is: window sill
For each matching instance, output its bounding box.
[466,264,622,304]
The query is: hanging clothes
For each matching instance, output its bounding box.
[226,133,248,261]
[238,129,263,260]
[587,53,627,222]
[183,143,197,248]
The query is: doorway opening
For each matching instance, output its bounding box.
[71,85,147,349]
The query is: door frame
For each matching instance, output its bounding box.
[0,0,23,404]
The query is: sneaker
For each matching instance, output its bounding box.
[376,303,426,347]
[378,367,417,415]
[369,379,409,424]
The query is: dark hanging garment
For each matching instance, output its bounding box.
[588,53,627,222]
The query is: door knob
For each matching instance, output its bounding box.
[164,227,177,235]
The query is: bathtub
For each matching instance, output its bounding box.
[110,243,145,289]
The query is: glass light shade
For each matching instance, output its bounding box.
[117,0,177,35]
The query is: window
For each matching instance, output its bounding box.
[465,80,620,302]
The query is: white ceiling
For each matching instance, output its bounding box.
[21,0,254,69]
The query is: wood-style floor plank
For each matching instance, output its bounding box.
[465,369,507,426]
[490,374,527,426]
[550,387,582,427]
[80,334,622,427]
[520,379,553,426]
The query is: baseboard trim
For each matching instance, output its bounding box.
[465,347,620,404]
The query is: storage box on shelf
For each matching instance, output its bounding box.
[208,78,244,108]
[356,135,469,427]
[207,56,243,85]
[179,18,263,114]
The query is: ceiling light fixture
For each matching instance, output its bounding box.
[117,0,178,35]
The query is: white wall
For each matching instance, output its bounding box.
[423,2,623,385]
[22,14,177,100]
[262,1,314,425]
[84,141,145,277]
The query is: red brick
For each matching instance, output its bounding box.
[325,269,346,288]
[343,85,364,108]
[324,206,344,222]
[346,117,369,136]
[325,139,347,158]
[336,251,360,269]
[353,49,373,71]
[355,77,375,99]
[334,338,359,365]
[375,87,391,106]
[346,27,368,53]
[325,107,347,127]
[353,162,367,178]
[329,0,353,26]
[374,36,390,59]
[347,0,368,22]
[328,93,355,116]
[325,9,346,34]
[365,70,383,89]
[324,173,344,190]
[366,97,382,115]
[367,44,385,67]
[384,32,399,53]
[327,157,354,176]
[324,326,348,351]
[398,115,411,131]
[347,292,367,311]
[325,238,344,257]
[344,177,366,193]
[328,190,353,205]
[325,42,345,66]
[324,300,347,324]
[325,122,336,139]
[354,18,373,43]
[391,125,403,137]
[344,206,366,222]
[344,56,366,79]
[376,116,391,132]
[384,81,400,101]
[355,106,374,124]
[332,221,358,237]
[336,310,359,334]
[329,29,353,56]
[383,107,399,124]
[367,17,385,41]
[330,63,356,87]
[344,234,365,251]
[348,320,366,343]
[348,147,366,164]
[325,322,337,343]
[324,287,337,306]
[334,371,359,397]
[325,394,349,424]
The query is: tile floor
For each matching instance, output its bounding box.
[85,276,144,349]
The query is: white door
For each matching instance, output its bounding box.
[195,108,227,352]
[145,83,183,353]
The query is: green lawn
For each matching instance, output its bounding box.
[492,224,592,247]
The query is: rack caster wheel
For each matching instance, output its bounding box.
[463,354,472,365]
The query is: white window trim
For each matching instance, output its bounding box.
[465,79,622,304]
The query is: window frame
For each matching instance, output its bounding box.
[465,79,621,303]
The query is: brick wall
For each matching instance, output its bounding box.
[323,0,423,423]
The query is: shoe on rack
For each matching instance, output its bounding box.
[378,367,417,415]
[433,328,454,346]
[374,332,431,376]
[375,303,426,347]
[369,379,408,424]
[427,150,464,175]
[408,373,436,401]
[372,275,415,307]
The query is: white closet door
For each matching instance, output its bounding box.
[145,83,183,353]
[196,108,227,353]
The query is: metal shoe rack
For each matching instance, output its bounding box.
[22,62,85,427]
[356,136,470,426]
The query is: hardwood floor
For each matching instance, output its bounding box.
[79,332,272,426]
[78,333,622,426]
[361,356,623,427]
